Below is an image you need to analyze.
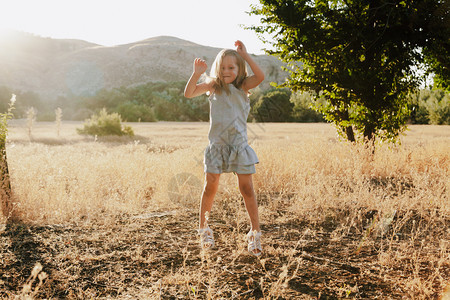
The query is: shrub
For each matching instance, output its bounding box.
[408,89,450,124]
[290,91,325,122]
[252,89,293,122]
[116,101,156,122]
[426,93,450,125]
[77,108,134,136]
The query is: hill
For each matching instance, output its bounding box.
[0,31,287,99]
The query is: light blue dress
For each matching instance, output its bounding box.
[204,84,259,174]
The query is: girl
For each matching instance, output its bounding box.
[184,40,265,256]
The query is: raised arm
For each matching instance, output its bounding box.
[184,58,212,98]
[235,40,265,93]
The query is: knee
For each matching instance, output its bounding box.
[239,182,254,199]
[203,173,220,195]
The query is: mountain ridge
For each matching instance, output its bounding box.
[0,31,287,100]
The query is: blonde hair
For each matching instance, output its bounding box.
[208,49,247,95]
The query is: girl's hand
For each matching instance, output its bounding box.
[185,58,212,98]
[193,58,207,75]
[235,40,248,57]
[235,40,265,93]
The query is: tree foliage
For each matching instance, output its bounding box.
[250,0,449,142]
[252,89,293,122]
[79,81,209,122]
[0,95,15,217]
[290,91,325,122]
[409,89,450,124]
[0,81,210,122]
[249,88,325,122]
[423,1,450,91]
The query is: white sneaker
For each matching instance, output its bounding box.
[198,227,215,249]
[247,230,262,256]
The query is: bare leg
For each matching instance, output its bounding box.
[199,172,221,229]
[237,174,260,232]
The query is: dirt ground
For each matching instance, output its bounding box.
[1,206,448,299]
[1,122,449,298]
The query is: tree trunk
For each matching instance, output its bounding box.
[337,109,356,142]
[363,125,375,143]
[345,126,355,142]
[363,125,376,154]
[0,140,12,218]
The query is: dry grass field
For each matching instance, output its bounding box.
[1,120,449,299]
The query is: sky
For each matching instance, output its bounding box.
[0,0,269,54]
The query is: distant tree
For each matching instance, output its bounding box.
[252,89,293,122]
[183,96,210,121]
[424,90,450,124]
[14,91,42,118]
[408,90,431,124]
[152,90,183,121]
[1,88,37,117]
[290,91,325,122]
[408,88,450,124]
[116,101,156,122]
[79,81,208,122]
[250,0,450,143]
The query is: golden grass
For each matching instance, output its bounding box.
[1,120,449,299]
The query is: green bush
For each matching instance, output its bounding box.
[409,89,450,124]
[116,101,156,122]
[426,93,450,125]
[252,89,293,122]
[77,108,134,136]
[290,91,325,122]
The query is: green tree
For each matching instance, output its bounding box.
[408,90,431,124]
[425,90,450,124]
[78,81,208,122]
[116,101,156,122]
[290,91,325,122]
[408,88,450,124]
[250,0,449,143]
[252,89,293,122]
[423,1,450,91]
